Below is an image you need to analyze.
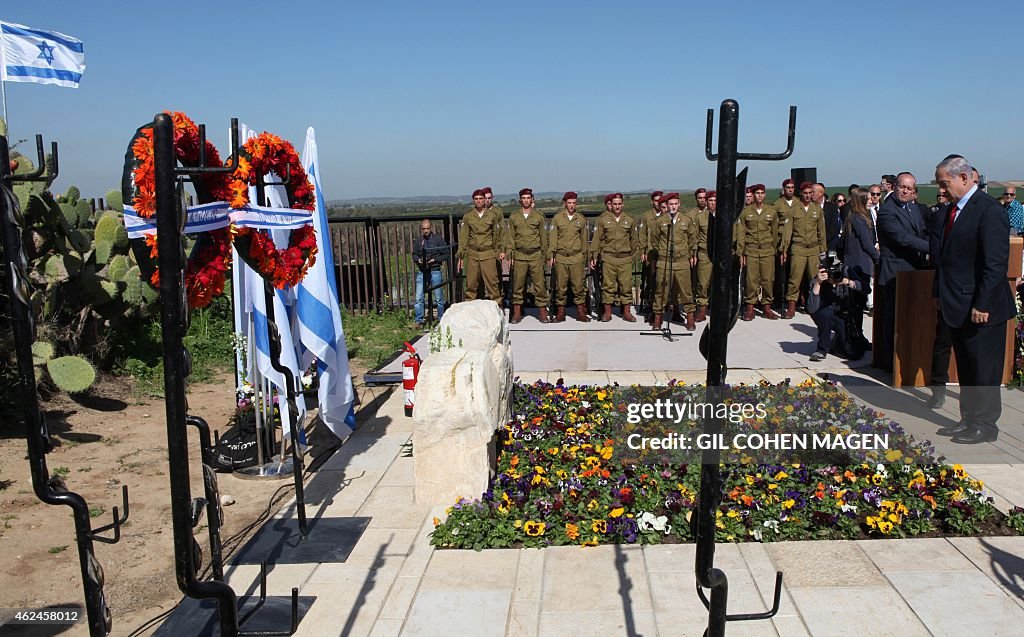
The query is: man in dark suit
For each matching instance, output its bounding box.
[924,192,953,408]
[814,183,843,253]
[875,172,930,370]
[933,155,1016,443]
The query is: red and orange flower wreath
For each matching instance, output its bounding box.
[227,133,318,289]
[122,111,234,308]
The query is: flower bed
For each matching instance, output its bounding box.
[430,380,1020,549]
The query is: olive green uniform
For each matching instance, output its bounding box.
[779,203,827,302]
[652,213,698,312]
[772,197,798,302]
[735,204,780,305]
[690,207,713,307]
[458,207,505,302]
[548,209,588,305]
[590,212,637,307]
[638,209,662,310]
[507,210,549,305]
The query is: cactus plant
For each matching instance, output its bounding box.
[45,356,96,393]
[15,182,156,380]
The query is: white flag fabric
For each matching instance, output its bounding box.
[0,21,85,87]
[234,123,307,443]
[298,127,354,440]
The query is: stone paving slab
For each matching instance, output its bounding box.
[885,570,1024,636]
[202,376,1024,637]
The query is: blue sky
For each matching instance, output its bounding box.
[2,1,1019,200]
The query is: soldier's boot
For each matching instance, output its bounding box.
[741,304,755,321]
[555,306,566,323]
[622,305,637,323]
[575,304,591,323]
[784,300,796,319]
[538,307,550,323]
[651,313,663,330]
[600,304,612,322]
[510,304,523,324]
[763,304,779,320]
[686,311,696,331]
[695,306,708,322]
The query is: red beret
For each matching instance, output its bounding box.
[604,192,623,204]
[664,192,680,201]
[752,184,766,192]
[650,190,664,200]
[707,190,718,198]
[472,189,485,198]
[799,181,814,191]
[519,188,533,197]
[695,188,707,196]
[745,186,754,194]
[562,191,577,201]
[782,179,795,187]
[482,186,493,195]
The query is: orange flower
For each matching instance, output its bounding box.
[565,523,580,540]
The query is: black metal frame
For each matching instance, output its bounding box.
[252,173,308,537]
[696,100,795,637]
[1,133,128,637]
[152,113,298,636]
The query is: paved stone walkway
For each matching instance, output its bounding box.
[206,372,1024,637]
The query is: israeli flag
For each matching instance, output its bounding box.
[0,21,85,87]
[298,127,354,440]
[234,123,307,445]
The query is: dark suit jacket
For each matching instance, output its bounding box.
[876,196,929,287]
[934,190,1015,328]
[822,201,842,253]
[841,214,879,280]
[926,203,948,266]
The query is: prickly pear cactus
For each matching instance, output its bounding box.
[16,183,155,382]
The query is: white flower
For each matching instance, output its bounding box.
[875,464,888,479]
[581,401,590,408]
[840,504,858,514]
[638,511,671,534]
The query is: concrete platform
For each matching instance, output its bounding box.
[162,383,1024,637]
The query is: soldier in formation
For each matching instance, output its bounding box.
[548,191,590,322]
[506,188,550,323]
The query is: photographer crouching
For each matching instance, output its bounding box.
[807,252,871,362]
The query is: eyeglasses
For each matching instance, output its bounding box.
[836,198,846,204]
[1007,193,1017,198]
[869,191,881,196]
[897,185,916,191]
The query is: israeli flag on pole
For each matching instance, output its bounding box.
[236,123,307,444]
[298,128,354,440]
[0,21,85,87]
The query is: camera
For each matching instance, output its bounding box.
[820,251,844,282]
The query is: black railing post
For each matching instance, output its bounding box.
[696,99,795,637]
[2,134,126,637]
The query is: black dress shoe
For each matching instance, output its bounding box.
[937,421,970,437]
[951,428,998,444]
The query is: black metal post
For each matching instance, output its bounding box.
[153,112,298,637]
[696,100,794,637]
[1,134,127,637]
[254,178,309,539]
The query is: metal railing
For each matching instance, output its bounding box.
[327,211,648,315]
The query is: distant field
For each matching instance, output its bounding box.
[329,181,1015,220]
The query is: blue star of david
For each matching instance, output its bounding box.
[37,41,55,65]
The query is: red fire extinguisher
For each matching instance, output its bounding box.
[402,342,421,417]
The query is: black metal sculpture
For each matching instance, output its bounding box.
[152,112,298,636]
[695,99,795,637]
[1,134,129,636]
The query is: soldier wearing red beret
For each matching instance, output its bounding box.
[736,184,781,320]
[638,191,665,321]
[458,189,506,302]
[506,187,549,323]
[548,191,590,322]
[779,181,827,318]
[688,188,713,322]
[650,193,698,330]
[590,193,638,322]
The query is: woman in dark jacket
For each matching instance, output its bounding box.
[840,187,879,341]
[841,187,879,277]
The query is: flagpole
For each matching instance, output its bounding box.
[1,79,8,133]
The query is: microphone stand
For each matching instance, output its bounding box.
[642,211,690,341]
